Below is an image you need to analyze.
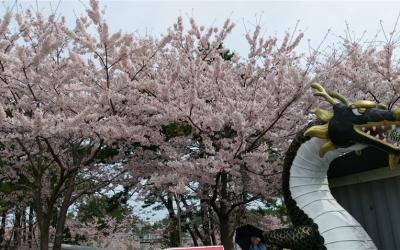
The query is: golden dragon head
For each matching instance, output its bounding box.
[305,83,400,169]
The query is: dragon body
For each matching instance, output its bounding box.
[262,83,400,250]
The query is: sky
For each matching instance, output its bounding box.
[2,0,400,222]
[2,1,400,56]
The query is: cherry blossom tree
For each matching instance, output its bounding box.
[135,17,316,250]
[0,1,166,249]
[314,23,400,108]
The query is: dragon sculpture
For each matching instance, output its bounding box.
[263,83,400,250]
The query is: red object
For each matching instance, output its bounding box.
[165,246,224,250]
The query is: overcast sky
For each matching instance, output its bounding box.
[2,1,400,56]
[2,0,400,222]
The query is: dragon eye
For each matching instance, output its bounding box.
[352,108,364,116]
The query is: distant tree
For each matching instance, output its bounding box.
[63,188,135,245]
[76,188,133,225]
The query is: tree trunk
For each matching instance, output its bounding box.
[21,206,26,243]
[210,211,217,246]
[33,198,52,250]
[162,193,180,247]
[219,216,234,250]
[219,172,234,250]
[200,199,212,246]
[13,206,21,248]
[28,206,34,249]
[0,210,6,244]
[180,195,208,246]
[53,175,75,250]
[186,224,198,246]
[38,218,50,250]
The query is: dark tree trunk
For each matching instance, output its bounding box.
[53,175,75,250]
[21,206,26,243]
[28,206,34,249]
[219,172,234,250]
[210,211,217,246]
[35,201,52,250]
[168,195,181,247]
[162,193,180,247]
[200,199,212,246]
[180,195,208,246]
[0,210,6,244]
[13,207,21,248]
[186,224,198,246]
[219,215,234,250]
[38,218,50,250]
[33,197,52,250]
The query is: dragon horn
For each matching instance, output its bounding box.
[328,91,350,106]
[311,83,338,106]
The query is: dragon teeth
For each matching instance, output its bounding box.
[362,127,366,131]
[373,126,377,131]
[393,125,396,129]
[367,131,371,135]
